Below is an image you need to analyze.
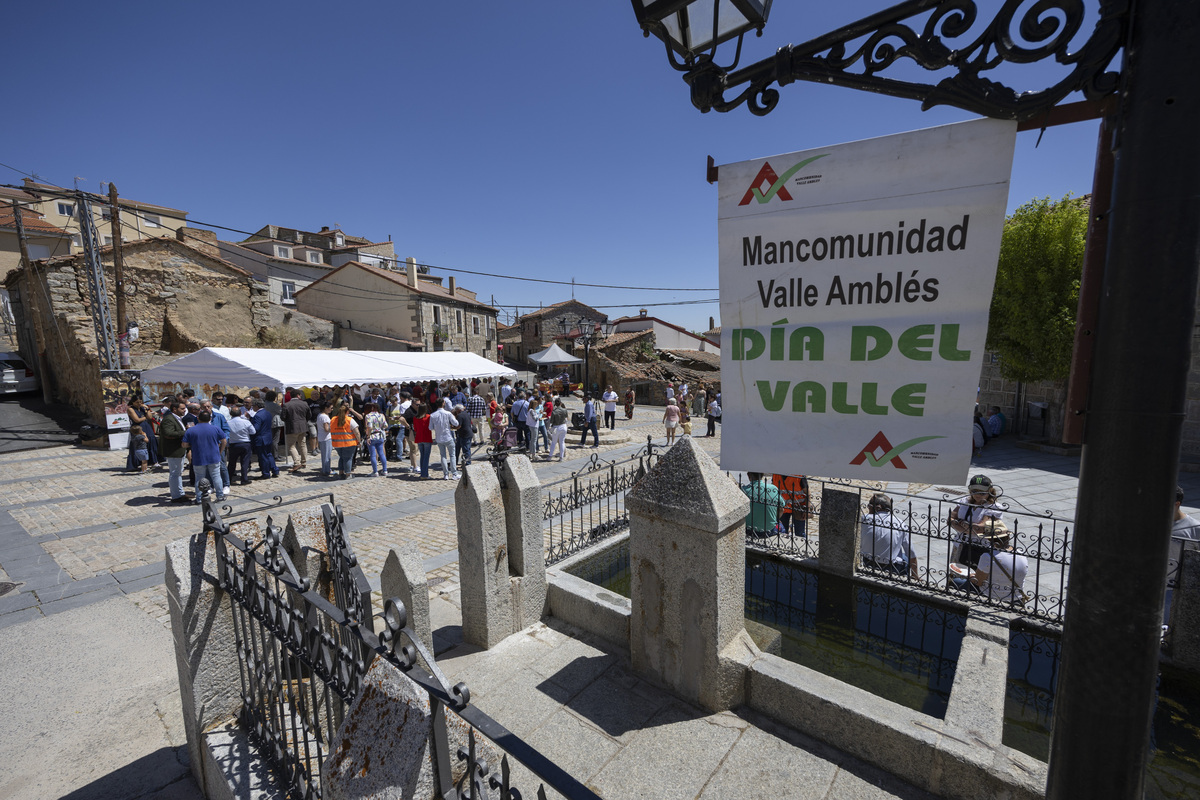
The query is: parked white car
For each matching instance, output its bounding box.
[0,352,39,394]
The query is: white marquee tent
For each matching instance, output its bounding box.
[526,343,582,366]
[140,348,515,389]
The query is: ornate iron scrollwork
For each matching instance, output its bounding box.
[684,0,1126,120]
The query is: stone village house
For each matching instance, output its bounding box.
[4,227,268,419]
[507,300,608,366]
[294,258,499,358]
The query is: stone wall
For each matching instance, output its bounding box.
[418,299,496,360]
[5,238,267,419]
[976,351,1067,442]
[270,305,336,348]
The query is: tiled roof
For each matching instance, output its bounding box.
[0,186,39,202]
[297,261,497,311]
[660,348,721,369]
[20,181,187,214]
[31,236,251,277]
[520,300,606,322]
[596,329,653,350]
[597,351,720,387]
[0,208,72,236]
[704,326,721,337]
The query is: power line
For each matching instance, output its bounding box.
[2,181,719,293]
[10,177,723,323]
[119,216,721,314]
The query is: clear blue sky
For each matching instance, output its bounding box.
[5,1,1105,332]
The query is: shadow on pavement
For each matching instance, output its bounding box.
[0,393,87,454]
[57,745,200,800]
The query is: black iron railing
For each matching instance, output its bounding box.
[731,476,1073,623]
[543,437,657,565]
[734,474,820,562]
[200,495,601,800]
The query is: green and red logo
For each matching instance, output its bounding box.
[850,431,944,469]
[738,154,828,206]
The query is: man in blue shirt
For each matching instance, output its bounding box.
[579,394,599,448]
[183,410,228,502]
[201,400,232,493]
[251,399,279,478]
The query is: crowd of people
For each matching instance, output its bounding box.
[126,377,650,502]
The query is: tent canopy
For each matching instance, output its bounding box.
[527,343,582,366]
[139,348,516,389]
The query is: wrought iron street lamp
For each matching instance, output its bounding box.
[631,2,1200,798]
[632,0,1123,120]
[558,316,614,396]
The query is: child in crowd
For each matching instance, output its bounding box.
[130,425,150,473]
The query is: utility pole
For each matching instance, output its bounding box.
[107,183,129,368]
[75,194,118,370]
[10,200,54,403]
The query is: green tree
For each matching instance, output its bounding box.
[986,194,1089,383]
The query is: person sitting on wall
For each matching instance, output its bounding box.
[968,519,1028,605]
[987,406,1006,437]
[860,493,918,578]
[742,472,782,537]
[949,474,1004,568]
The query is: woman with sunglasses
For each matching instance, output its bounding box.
[949,474,1004,568]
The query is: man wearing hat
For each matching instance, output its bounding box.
[950,474,1004,567]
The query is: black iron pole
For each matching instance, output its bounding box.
[1046,2,1200,797]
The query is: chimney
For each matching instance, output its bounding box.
[320,226,329,232]
[177,226,219,259]
[448,276,457,297]
[406,256,418,288]
[639,308,648,318]
[709,316,715,330]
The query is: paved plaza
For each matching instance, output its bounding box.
[2,402,1195,799]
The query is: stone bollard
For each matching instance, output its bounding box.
[283,506,329,595]
[165,531,245,799]
[455,454,548,649]
[1171,548,1200,671]
[498,454,548,630]
[625,436,760,711]
[818,487,863,578]
[382,543,433,667]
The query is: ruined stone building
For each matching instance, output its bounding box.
[4,227,268,418]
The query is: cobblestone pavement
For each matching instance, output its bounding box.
[0,398,692,631]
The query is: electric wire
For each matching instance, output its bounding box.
[1,179,719,293]
[8,174,722,329]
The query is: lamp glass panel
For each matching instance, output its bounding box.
[683,0,751,52]
[661,13,684,50]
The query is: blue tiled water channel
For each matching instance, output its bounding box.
[568,541,966,718]
[1006,628,1200,799]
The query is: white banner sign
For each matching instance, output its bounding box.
[718,118,1016,484]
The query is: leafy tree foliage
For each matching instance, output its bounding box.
[986,194,1089,383]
